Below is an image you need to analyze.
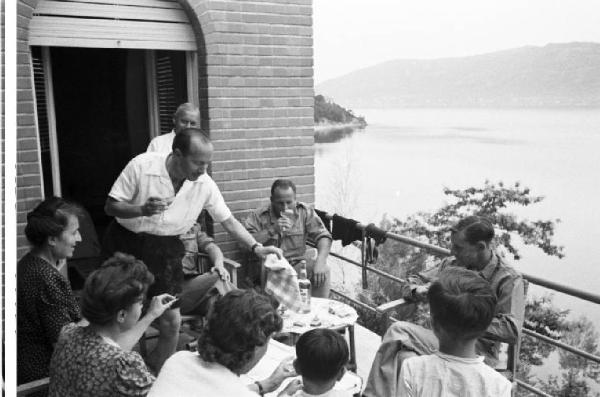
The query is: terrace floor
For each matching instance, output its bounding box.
[353,323,382,383]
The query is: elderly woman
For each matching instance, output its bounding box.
[148,289,295,396]
[17,197,83,387]
[48,253,176,397]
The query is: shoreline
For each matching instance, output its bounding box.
[314,122,366,143]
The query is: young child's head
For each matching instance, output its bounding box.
[294,328,349,389]
[428,267,497,342]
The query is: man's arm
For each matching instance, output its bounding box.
[400,259,447,302]
[484,275,525,344]
[203,242,229,281]
[312,237,332,287]
[221,216,282,258]
[104,197,166,219]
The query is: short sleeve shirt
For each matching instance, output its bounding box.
[108,152,232,235]
[147,131,175,153]
[244,202,332,263]
[398,352,512,397]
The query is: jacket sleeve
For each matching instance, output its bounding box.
[484,275,525,344]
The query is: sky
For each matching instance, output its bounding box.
[313,0,600,83]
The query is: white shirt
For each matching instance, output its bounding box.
[148,351,258,397]
[398,352,512,397]
[147,131,175,153]
[108,152,231,235]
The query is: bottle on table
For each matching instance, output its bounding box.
[298,260,311,313]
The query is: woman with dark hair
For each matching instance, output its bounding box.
[17,197,83,387]
[148,289,295,396]
[48,253,176,397]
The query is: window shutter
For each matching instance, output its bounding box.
[29,0,197,51]
[155,51,188,135]
[31,47,55,197]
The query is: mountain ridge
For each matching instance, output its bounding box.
[316,42,600,108]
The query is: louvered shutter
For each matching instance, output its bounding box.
[31,47,55,197]
[155,51,188,135]
[29,0,197,51]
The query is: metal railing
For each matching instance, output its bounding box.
[316,210,600,396]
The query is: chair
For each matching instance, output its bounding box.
[138,251,241,358]
[16,378,50,396]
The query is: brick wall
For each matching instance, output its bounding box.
[16,0,43,260]
[15,0,316,263]
[185,0,315,259]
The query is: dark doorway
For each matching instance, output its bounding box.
[50,47,150,235]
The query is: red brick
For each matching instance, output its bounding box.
[17,126,38,138]
[17,150,40,163]
[17,138,38,151]
[17,114,35,126]
[17,102,35,114]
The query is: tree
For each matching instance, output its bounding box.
[353,181,598,396]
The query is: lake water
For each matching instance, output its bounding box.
[314,108,600,327]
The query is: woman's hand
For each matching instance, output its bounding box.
[261,356,296,393]
[277,378,303,397]
[147,293,177,319]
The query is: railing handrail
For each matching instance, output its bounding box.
[317,209,600,305]
[317,208,600,396]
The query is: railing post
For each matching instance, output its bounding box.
[361,229,368,289]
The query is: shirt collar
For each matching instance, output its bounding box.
[478,250,499,280]
[144,152,170,177]
[142,152,206,184]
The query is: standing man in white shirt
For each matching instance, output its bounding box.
[147,103,200,153]
[104,128,282,371]
[146,101,230,318]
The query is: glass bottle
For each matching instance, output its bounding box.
[298,260,312,313]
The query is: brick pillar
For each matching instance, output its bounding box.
[187,0,316,261]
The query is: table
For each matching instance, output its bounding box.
[243,339,362,397]
[278,297,358,371]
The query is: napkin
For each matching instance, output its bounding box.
[264,254,303,313]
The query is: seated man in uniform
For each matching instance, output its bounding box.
[244,179,333,297]
[363,215,526,397]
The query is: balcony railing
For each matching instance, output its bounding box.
[316,210,600,397]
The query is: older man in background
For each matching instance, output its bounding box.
[147,102,200,153]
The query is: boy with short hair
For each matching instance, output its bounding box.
[398,267,512,397]
[280,328,351,397]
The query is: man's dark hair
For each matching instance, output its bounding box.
[295,328,349,382]
[172,127,211,156]
[24,196,81,248]
[81,252,154,326]
[451,215,495,244]
[271,179,297,196]
[197,289,282,373]
[428,267,497,340]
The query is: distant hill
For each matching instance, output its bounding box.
[313,95,366,143]
[317,42,600,108]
